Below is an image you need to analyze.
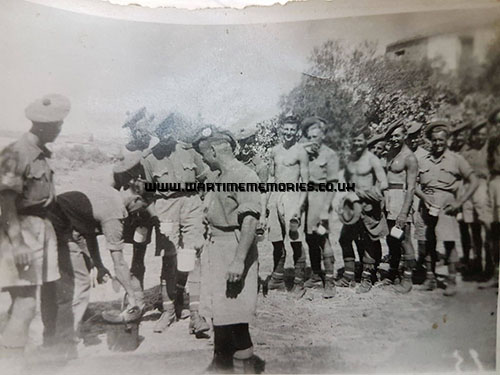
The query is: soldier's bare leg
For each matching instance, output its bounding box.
[386,220,402,283]
[305,233,323,285]
[291,241,306,296]
[443,241,459,296]
[394,223,414,294]
[2,286,37,349]
[155,254,177,333]
[336,224,357,287]
[268,241,286,290]
[130,242,147,289]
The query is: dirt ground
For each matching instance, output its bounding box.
[0,163,498,374]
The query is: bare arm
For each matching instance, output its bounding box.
[456,173,479,207]
[297,146,310,212]
[371,155,388,192]
[226,214,258,284]
[260,149,275,223]
[399,155,418,218]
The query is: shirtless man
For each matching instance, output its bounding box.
[336,128,388,293]
[383,122,418,293]
[263,115,309,295]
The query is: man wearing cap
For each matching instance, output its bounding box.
[301,117,339,298]
[0,94,69,353]
[113,113,160,295]
[367,133,387,168]
[336,127,389,293]
[235,127,269,184]
[415,120,479,296]
[383,121,418,293]
[141,116,210,336]
[192,127,263,373]
[487,108,500,286]
[262,114,309,295]
[405,121,429,271]
[447,121,474,275]
[461,119,494,280]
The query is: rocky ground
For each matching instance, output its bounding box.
[0,162,498,374]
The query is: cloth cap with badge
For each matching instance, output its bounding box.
[25,94,71,123]
[192,126,238,153]
[424,119,451,139]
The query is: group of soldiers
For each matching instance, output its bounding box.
[1,93,499,373]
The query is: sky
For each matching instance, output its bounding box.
[1,0,500,137]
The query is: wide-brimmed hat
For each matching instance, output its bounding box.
[336,193,362,225]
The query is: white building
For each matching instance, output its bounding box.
[386,23,498,71]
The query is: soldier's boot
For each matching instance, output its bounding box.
[356,270,372,294]
[153,302,176,333]
[420,273,437,291]
[304,272,323,288]
[443,275,457,297]
[290,278,306,299]
[382,268,399,286]
[233,356,266,374]
[322,275,336,299]
[189,311,210,338]
[268,272,286,290]
[394,270,413,294]
[335,270,356,288]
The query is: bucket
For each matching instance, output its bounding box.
[106,322,140,352]
[177,249,196,272]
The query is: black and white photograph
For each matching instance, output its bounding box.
[0,0,499,373]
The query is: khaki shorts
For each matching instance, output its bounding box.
[267,191,304,242]
[155,194,205,252]
[489,175,500,223]
[0,215,59,289]
[462,179,493,225]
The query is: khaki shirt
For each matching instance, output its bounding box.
[0,132,55,214]
[308,144,339,183]
[418,149,474,194]
[142,142,207,198]
[462,144,489,179]
[206,162,261,229]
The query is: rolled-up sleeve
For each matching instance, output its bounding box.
[101,219,124,251]
[235,174,261,224]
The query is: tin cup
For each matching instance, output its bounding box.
[428,204,440,217]
[133,226,148,243]
[255,226,265,242]
[316,223,328,236]
[289,218,300,240]
[177,249,196,272]
[390,226,404,240]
